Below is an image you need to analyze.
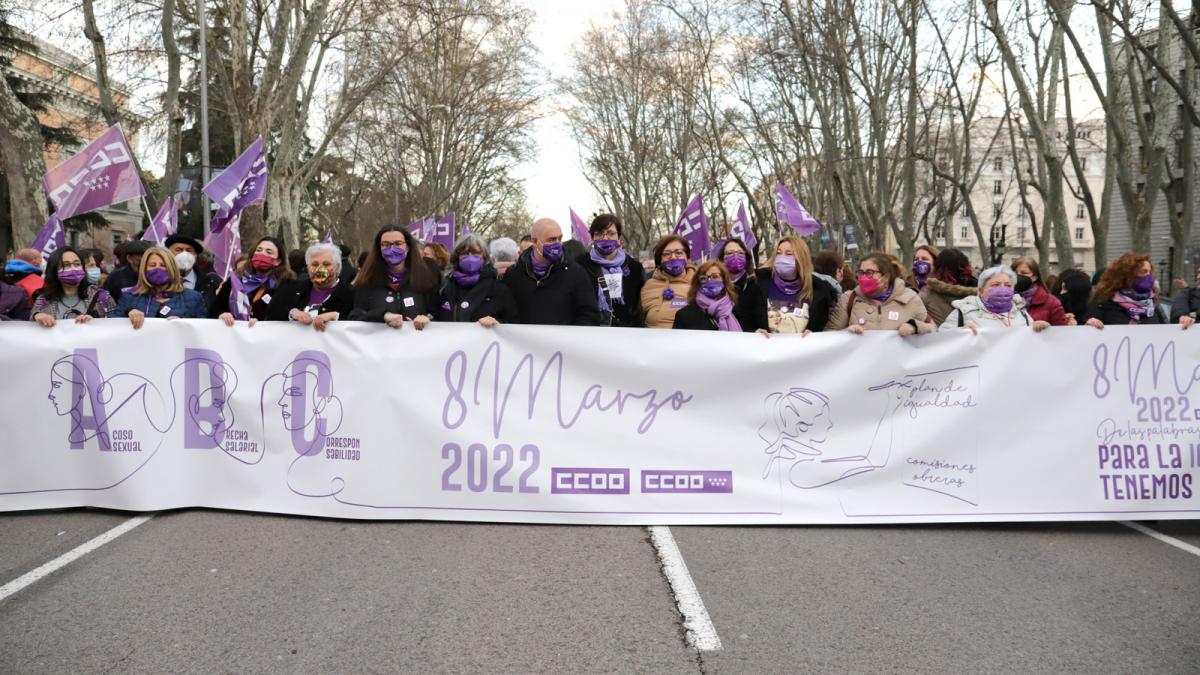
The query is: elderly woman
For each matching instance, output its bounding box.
[1085,253,1193,330]
[939,264,1048,333]
[350,224,440,329]
[488,237,520,279]
[213,236,295,325]
[31,247,117,326]
[267,242,356,331]
[438,234,519,326]
[114,246,207,329]
[641,234,696,328]
[578,213,645,328]
[827,251,932,336]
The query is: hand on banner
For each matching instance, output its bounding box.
[33,313,56,327]
[128,309,146,330]
[1065,313,1078,326]
[1085,318,1104,330]
[312,313,338,332]
[1032,320,1051,332]
[1181,315,1195,329]
[848,325,865,335]
[289,309,314,325]
[478,316,499,328]
[219,312,256,327]
[384,312,405,329]
[412,315,430,331]
[756,328,770,338]
[897,323,916,337]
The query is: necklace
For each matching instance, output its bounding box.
[57,294,85,319]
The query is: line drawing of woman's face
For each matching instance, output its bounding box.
[777,391,832,450]
[48,364,85,417]
[277,371,324,432]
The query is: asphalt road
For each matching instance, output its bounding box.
[1,510,1197,673]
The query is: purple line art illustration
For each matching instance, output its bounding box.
[262,350,346,500]
[758,387,888,489]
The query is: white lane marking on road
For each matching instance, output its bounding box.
[0,514,155,603]
[647,525,723,651]
[1120,521,1200,558]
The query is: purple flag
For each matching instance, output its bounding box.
[570,208,592,246]
[728,201,757,253]
[406,218,424,240]
[432,212,456,249]
[142,197,179,244]
[226,269,252,321]
[775,182,820,236]
[43,124,145,220]
[203,136,268,235]
[460,216,470,238]
[30,213,65,266]
[321,229,333,244]
[203,215,243,281]
[671,194,710,263]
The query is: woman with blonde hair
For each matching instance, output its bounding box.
[754,235,836,333]
[114,246,207,329]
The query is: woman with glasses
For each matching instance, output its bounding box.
[31,247,117,326]
[716,237,768,332]
[641,235,696,328]
[827,251,931,336]
[755,235,836,333]
[114,246,208,328]
[438,233,519,326]
[939,264,1048,333]
[672,260,769,335]
[577,213,645,327]
[350,224,440,329]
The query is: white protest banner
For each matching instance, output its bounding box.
[0,321,1196,524]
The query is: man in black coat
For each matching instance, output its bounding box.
[103,239,152,302]
[503,218,603,326]
[1171,270,1200,324]
[165,234,223,314]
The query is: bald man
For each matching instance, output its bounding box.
[503,217,602,326]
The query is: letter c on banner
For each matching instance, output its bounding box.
[284,350,335,456]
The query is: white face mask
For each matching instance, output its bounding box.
[174,251,196,274]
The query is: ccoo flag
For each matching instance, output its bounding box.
[774,182,820,236]
[569,208,591,246]
[432,212,456,249]
[30,213,65,266]
[204,215,243,281]
[142,197,179,244]
[42,124,145,221]
[204,137,268,235]
[728,201,757,253]
[321,229,333,244]
[671,194,710,263]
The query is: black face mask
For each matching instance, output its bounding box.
[1014,275,1033,294]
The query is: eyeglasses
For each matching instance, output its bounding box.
[59,261,83,269]
[662,248,688,259]
[699,274,723,282]
[380,242,406,250]
[857,269,883,278]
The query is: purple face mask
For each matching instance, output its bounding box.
[773,255,797,277]
[699,280,725,298]
[146,267,170,286]
[1131,274,1155,294]
[58,268,86,286]
[913,260,932,277]
[662,258,687,277]
[381,246,407,266]
[594,239,620,257]
[458,254,484,274]
[723,253,747,274]
[983,286,1014,314]
[542,242,564,262]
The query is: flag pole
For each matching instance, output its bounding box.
[198,0,211,238]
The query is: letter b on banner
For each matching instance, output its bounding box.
[184,348,230,449]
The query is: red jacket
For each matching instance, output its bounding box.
[15,273,43,303]
[1024,286,1068,325]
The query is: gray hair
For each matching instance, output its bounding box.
[488,236,519,263]
[305,242,343,275]
[978,264,1017,289]
[452,233,490,264]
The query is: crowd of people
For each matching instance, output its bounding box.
[1,214,1196,336]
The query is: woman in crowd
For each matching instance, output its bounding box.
[1051,268,1092,322]
[267,243,355,331]
[1012,257,1070,326]
[422,242,450,273]
[672,260,763,334]
[641,235,695,328]
[716,237,768,331]
[755,235,835,333]
[31,247,117,326]
[213,236,294,325]
[1084,253,1192,329]
[812,250,844,295]
[438,234,519,326]
[78,248,107,288]
[920,247,977,326]
[351,225,440,329]
[827,251,932,336]
[908,244,938,290]
[939,264,1049,332]
[114,246,207,328]
[488,237,520,279]
[577,214,645,327]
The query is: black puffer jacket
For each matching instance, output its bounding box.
[1170,286,1200,323]
[503,250,603,326]
[1087,299,1168,326]
[350,282,440,322]
[437,268,520,323]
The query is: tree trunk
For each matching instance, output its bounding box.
[161,0,184,207]
[0,73,49,250]
[266,177,303,250]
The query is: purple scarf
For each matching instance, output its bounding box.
[451,269,480,288]
[240,271,275,295]
[388,269,407,288]
[1113,289,1156,322]
[308,285,335,308]
[530,254,551,276]
[771,273,802,297]
[590,247,628,311]
[696,292,742,332]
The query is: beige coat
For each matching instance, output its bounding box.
[827,279,934,334]
[641,266,696,328]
